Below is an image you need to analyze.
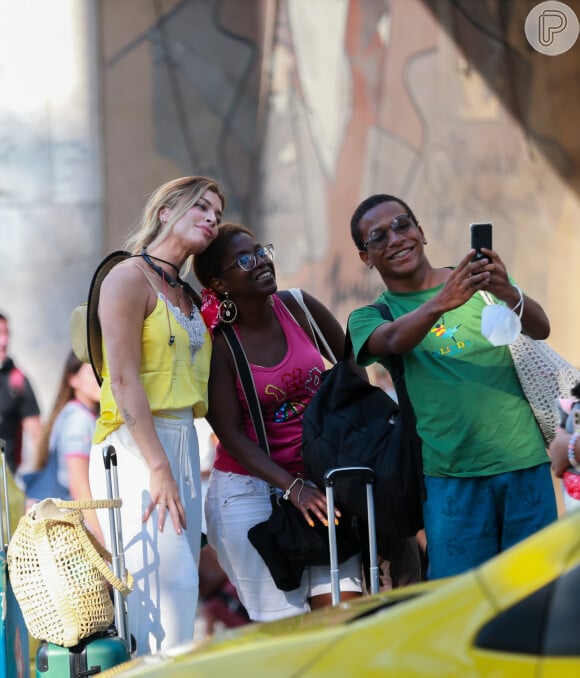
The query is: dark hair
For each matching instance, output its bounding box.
[350,194,419,250]
[0,312,7,322]
[36,351,86,469]
[193,222,255,287]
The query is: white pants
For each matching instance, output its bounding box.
[89,410,201,655]
[205,469,361,622]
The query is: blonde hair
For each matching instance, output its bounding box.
[124,176,226,273]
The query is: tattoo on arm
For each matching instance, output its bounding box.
[122,409,137,430]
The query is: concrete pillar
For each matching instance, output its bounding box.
[0,0,102,422]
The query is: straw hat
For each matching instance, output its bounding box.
[70,251,130,385]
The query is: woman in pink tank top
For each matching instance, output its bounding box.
[194,224,363,623]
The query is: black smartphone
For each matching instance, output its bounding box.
[470,222,492,261]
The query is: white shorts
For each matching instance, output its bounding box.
[205,469,361,622]
[89,409,202,655]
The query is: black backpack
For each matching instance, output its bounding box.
[301,303,425,552]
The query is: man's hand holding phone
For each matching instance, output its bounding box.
[470,222,492,262]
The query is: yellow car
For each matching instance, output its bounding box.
[102,509,580,677]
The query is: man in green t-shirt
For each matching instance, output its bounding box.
[348,194,557,579]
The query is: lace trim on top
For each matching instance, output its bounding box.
[158,293,206,362]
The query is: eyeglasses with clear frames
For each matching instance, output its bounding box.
[362,215,415,251]
[222,244,275,273]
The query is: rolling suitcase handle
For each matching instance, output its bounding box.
[102,445,130,651]
[0,439,11,550]
[324,466,379,605]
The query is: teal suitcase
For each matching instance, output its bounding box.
[35,445,131,676]
[0,438,30,678]
[36,631,129,676]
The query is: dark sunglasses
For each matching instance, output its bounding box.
[362,215,415,251]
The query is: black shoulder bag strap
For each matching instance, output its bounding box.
[218,324,279,505]
[219,325,269,455]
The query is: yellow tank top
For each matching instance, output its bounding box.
[93,295,212,443]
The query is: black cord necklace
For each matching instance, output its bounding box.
[137,248,202,310]
[144,250,181,275]
[140,250,180,288]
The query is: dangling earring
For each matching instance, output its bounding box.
[218,292,238,324]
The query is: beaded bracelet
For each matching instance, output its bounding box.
[282,474,304,501]
[568,432,580,471]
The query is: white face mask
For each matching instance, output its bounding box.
[481,304,522,346]
[480,287,523,346]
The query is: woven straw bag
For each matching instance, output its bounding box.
[480,290,580,445]
[509,334,580,445]
[7,498,133,647]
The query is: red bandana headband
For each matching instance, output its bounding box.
[200,288,223,337]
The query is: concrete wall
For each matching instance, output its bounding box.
[0,0,102,414]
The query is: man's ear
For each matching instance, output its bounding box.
[359,250,373,270]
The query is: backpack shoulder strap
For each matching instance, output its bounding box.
[287,288,337,364]
[276,290,317,348]
[344,302,395,363]
[369,303,403,383]
[368,302,415,417]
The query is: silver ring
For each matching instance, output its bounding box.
[157,502,167,508]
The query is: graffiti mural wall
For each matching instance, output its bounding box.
[253,0,580,365]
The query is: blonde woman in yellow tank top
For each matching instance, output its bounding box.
[88,176,225,655]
